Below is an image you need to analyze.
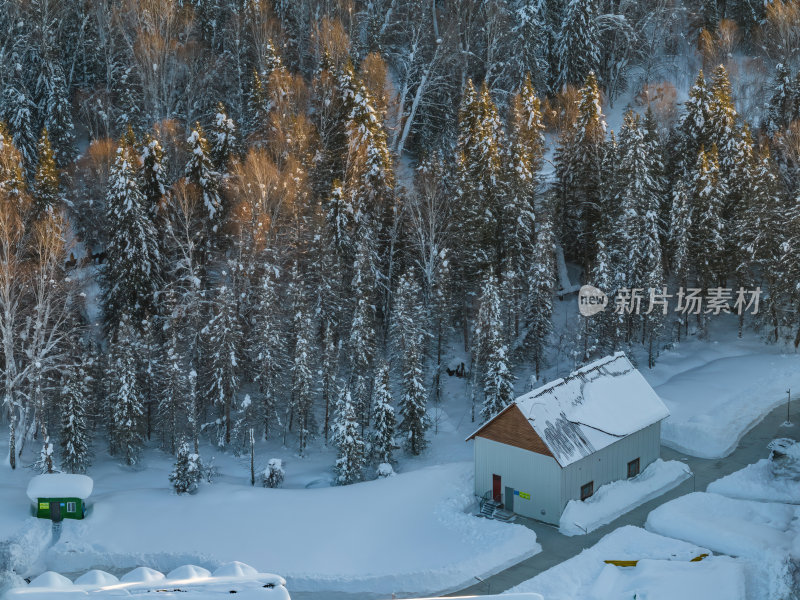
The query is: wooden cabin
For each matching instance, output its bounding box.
[27,473,93,520]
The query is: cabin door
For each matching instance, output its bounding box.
[50,502,62,522]
[492,474,501,502]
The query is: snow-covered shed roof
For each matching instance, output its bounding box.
[27,474,94,502]
[468,352,669,467]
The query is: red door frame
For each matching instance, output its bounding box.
[492,474,501,502]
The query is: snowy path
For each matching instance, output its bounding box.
[449,396,800,598]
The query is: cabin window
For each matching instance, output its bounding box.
[627,458,640,479]
[580,481,594,501]
[66,502,76,513]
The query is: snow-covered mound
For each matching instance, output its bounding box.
[26,474,93,502]
[645,492,800,600]
[119,567,165,584]
[2,563,289,599]
[167,565,212,580]
[213,562,259,578]
[560,459,691,535]
[73,570,119,586]
[645,345,800,458]
[707,458,800,503]
[508,525,711,600]
[588,556,746,600]
[28,572,74,589]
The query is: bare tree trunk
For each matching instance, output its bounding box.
[189,369,199,455]
[224,397,232,446]
[8,411,16,470]
[249,429,255,486]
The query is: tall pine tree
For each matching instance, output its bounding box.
[108,315,144,466]
[333,387,365,485]
[555,71,606,271]
[556,0,601,90]
[103,129,161,328]
[60,361,91,474]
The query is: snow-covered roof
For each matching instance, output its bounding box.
[470,352,669,467]
[27,473,94,502]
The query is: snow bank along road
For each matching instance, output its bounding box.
[450,396,800,597]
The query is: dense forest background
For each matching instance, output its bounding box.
[1,0,799,485]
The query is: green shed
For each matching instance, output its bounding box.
[27,473,93,520]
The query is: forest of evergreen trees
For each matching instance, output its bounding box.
[1,0,799,485]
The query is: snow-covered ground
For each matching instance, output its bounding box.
[707,458,800,504]
[646,492,800,564]
[559,459,691,536]
[506,525,731,600]
[640,323,800,458]
[1,454,539,596]
[586,556,745,600]
[645,492,800,599]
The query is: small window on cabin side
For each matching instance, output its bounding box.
[580,481,593,501]
[66,501,76,513]
[627,458,640,479]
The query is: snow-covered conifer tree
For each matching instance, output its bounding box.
[393,271,429,454]
[292,302,315,455]
[204,272,242,447]
[108,315,144,465]
[33,128,59,216]
[669,171,693,340]
[370,362,395,464]
[476,275,514,422]
[333,387,365,485]
[765,63,793,136]
[613,111,663,353]
[455,81,505,288]
[737,146,784,339]
[321,320,339,444]
[555,71,606,271]
[248,69,268,142]
[36,57,75,167]
[262,458,285,488]
[2,72,37,168]
[103,129,161,327]
[556,0,600,90]
[508,3,550,92]
[170,440,200,494]
[60,363,91,474]
[158,313,188,454]
[210,103,238,171]
[676,71,711,174]
[503,76,543,334]
[707,66,739,186]
[140,134,167,215]
[249,267,285,441]
[525,202,556,380]
[186,123,223,233]
[689,145,727,336]
[347,233,377,426]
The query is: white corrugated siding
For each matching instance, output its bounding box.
[473,437,562,523]
[560,421,662,511]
